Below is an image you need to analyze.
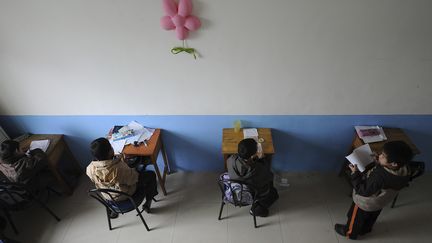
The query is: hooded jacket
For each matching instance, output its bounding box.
[0,148,48,184]
[227,154,274,196]
[86,158,138,201]
[351,163,410,212]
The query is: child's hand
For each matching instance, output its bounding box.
[348,164,358,173]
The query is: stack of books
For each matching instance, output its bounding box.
[354,126,387,144]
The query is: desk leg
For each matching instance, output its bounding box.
[49,165,73,195]
[152,157,168,196]
[62,140,83,176]
[160,137,171,179]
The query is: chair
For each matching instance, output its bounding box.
[391,161,426,208]
[217,175,259,228]
[0,181,61,234]
[88,188,151,231]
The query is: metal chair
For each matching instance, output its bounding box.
[217,175,259,228]
[0,181,61,234]
[391,161,426,208]
[88,188,151,231]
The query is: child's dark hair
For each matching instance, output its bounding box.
[0,140,20,160]
[238,138,257,160]
[90,138,113,161]
[382,141,414,167]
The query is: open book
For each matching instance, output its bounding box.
[345,144,374,172]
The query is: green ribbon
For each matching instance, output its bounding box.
[171,46,197,59]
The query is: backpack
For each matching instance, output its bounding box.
[220,173,253,206]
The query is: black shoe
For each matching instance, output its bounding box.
[334,224,357,240]
[109,211,119,219]
[142,200,152,213]
[334,224,347,236]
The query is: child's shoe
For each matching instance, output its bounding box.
[334,224,357,240]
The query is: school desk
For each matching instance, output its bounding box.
[122,129,171,196]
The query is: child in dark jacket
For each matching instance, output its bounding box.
[0,140,50,193]
[335,141,413,240]
[226,138,279,217]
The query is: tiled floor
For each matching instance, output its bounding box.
[3,172,432,243]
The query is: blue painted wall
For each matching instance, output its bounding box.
[0,115,431,172]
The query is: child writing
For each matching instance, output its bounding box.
[86,138,158,217]
[226,138,279,217]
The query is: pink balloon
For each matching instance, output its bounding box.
[176,26,189,40]
[171,14,185,27]
[184,15,201,31]
[161,16,175,30]
[178,0,192,17]
[162,0,177,17]
[161,0,201,40]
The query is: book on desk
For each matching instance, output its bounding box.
[355,125,387,144]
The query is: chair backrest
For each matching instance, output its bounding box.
[88,188,139,214]
[218,173,257,207]
[409,161,426,181]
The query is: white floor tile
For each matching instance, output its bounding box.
[172,203,228,243]
[3,172,431,243]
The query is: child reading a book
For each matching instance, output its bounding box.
[86,138,158,217]
[335,141,413,239]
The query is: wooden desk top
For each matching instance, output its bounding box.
[122,129,161,156]
[222,128,274,155]
[353,127,420,154]
[19,134,63,154]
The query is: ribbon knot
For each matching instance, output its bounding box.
[171,47,197,59]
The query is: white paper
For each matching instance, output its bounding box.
[109,139,126,155]
[127,121,144,131]
[29,140,50,152]
[118,121,155,145]
[345,144,374,172]
[243,128,258,139]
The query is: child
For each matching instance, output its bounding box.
[335,140,413,239]
[226,138,279,217]
[0,140,51,193]
[86,138,158,217]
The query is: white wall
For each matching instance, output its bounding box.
[1,0,431,115]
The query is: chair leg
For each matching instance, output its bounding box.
[253,212,257,228]
[135,208,150,231]
[3,210,18,235]
[106,208,113,230]
[391,193,399,208]
[218,201,225,220]
[33,198,61,221]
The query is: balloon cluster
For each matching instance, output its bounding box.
[160,0,201,40]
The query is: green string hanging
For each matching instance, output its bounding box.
[170,40,197,59]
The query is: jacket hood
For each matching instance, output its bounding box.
[383,165,409,177]
[89,159,122,186]
[232,155,254,178]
